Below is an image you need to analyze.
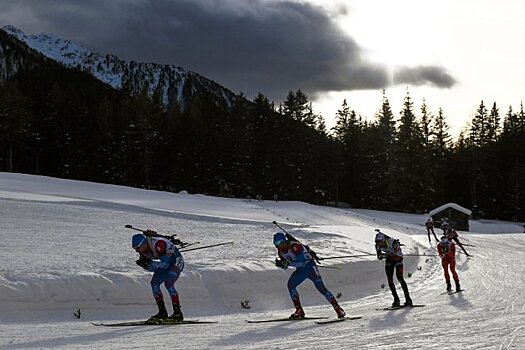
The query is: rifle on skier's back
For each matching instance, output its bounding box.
[125,224,188,247]
[272,221,322,264]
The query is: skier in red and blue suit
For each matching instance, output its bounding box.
[132,231,184,321]
[273,232,345,319]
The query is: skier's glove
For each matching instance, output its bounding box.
[170,238,183,246]
[275,258,289,269]
[136,256,151,270]
[377,253,386,260]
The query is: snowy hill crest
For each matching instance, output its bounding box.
[1,25,238,108]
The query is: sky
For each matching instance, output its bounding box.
[0,0,524,137]
[1,172,524,348]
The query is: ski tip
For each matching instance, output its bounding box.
[315,316,363,324]
[246,316,329,323]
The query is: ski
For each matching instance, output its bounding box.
[245,316,328,323]
[376,304,425,311]
[440,289,465,295]
[92,319,216,327]
[315,316,363,324]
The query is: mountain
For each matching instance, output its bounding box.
[0,25,239,109]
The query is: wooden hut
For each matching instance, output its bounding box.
[429,203,472,231]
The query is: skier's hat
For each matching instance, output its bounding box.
[273,232,286,246]
[132,233,147,248]
[375,232,386,242]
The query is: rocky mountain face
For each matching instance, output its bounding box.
[0,25,239,109]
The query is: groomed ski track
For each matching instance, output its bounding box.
[0,173,524,349]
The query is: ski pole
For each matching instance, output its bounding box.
[318,253,375,260]
[180,241,200,249]
[271,260,342,270]
[403,253,439,257]
[180,242,234,252]
[318,265,342,270]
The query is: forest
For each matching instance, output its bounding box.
[1,37,524,222]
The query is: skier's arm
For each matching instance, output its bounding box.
[147,256,171,271]
[376,246,386,259]
[437,244,444,259]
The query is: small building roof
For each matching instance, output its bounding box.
[429,203,472,216]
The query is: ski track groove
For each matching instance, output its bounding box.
[1,195,525,349]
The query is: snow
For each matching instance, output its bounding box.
[0,172,524,349]
[429,202,473,216]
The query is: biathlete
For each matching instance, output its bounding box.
[437,235,462,292]
[273,232,345,319]
[132,231,185,321]
[375,230,413,307]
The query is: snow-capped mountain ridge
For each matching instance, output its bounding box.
[1,25,238,108]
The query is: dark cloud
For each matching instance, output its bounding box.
[0,0,455,102]
[394,66,456,88]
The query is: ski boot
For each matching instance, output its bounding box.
[169,304,184,321]
[455,280,461,292]
[289,307,305,319]
[391,298,400,308]
[404,297,413,307]
[446,281,452,292]
[334,306,346,319]
[149,301,168,322]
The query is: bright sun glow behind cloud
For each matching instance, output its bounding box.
[340,1,446,68]
[301,0,525,139]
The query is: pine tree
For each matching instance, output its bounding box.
[0,81,29,172]
[470,100,489,147]
[394,90,425,211]
[363,90,397,209]
[487,102,501,142]
[282,90,312,125]
[431,107,453,204]
[419,100,433,207]
[332,99,365,206]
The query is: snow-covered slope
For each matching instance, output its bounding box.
[0,172,523,349]
[1,25,238,108]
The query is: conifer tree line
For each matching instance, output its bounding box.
[1,54,524,221]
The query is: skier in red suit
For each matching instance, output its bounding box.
[437,236,461,292]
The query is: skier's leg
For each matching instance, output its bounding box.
[287,269,308,317]
[151,269,167,303]
[308,264,345,318]
[164,257,184,320]
[449,259,460,286]
[164,260,184,305]
[442,259,451,283]
[385,263,399,305]
[395,262,411,304]
[308,265,336,304]
[431,228,439,242]
[454,237,470,256]
[442,259,452,290]
[150,270,169,319]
